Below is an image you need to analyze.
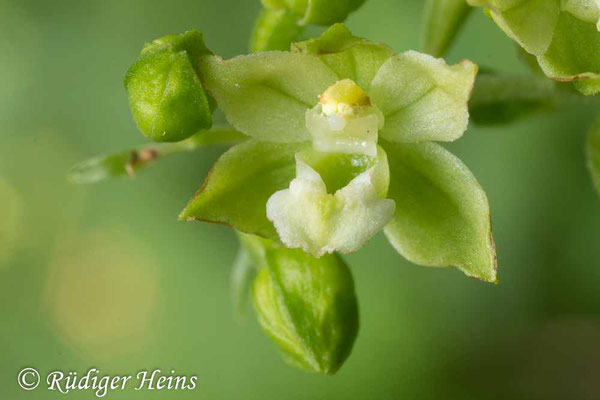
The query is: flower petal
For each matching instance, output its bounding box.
[267,151,395,256]
[369,51,477,143]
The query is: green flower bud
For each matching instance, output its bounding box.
[242,233,358,374]
[261,0,365,26]
[124,30,213,142]
[250,8,303,53]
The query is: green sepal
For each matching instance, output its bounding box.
[539,10,600,96]
[586,118,600,198]
[381,141,497,283]
[292,24,395,91]
[179,140,306,238]
[199,52,337,142]
[422,0,472,57]
[124,30,214,142]
[240,233,358,374]
[574,76,600,96]
[67,129,246,184]
[251,8,303,53]
[468,0,600,95]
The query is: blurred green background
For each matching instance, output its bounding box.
[1,0,600,399]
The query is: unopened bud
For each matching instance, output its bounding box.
[249,233,359,374]
[124,30,213,142]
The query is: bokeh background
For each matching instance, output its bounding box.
[1,0,600,399]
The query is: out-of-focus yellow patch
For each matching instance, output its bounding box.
[44,229,160,360]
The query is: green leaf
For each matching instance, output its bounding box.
[241,233,358,374]
[124,30,213,142]
[292,24,395,91]
[469,72,558,125]
[67,129,246,184]
[369,51,478,143]
[422,0,472,57]
[251,8,303,53]
[230,244,257,318]
[381,141,497,282]
[586,118,600,198]
[179,140,306,238]
[468,0,600,95]
[199,53,338,142]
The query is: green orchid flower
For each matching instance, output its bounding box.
[75,23,499,374]
[468,0,600,95]
[180,24,497,283]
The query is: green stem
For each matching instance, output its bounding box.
[68,129,246,184]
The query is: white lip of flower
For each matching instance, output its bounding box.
[306,79,384,157]
[266,156,396,257]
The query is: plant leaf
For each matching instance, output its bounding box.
[469,71,558,125]
[251,8,303,52]
[381,141,497,282]
[199,53,338,142]
[179,140,306,238]
[468,0,600,95]
[68,129,246,184]
[240,232,358,374]
[369,51,477,143]
[292,24,395,91]
[586,118,600,198]
[422,0,472,57]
